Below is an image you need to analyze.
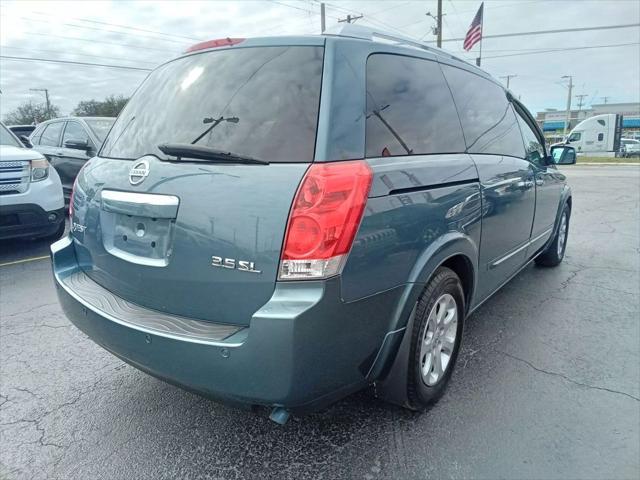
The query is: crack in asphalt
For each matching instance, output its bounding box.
[497,350,640,402]
[0,302,57,319]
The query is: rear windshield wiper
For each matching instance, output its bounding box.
[157,143,269,165]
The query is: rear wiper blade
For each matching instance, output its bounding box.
[157,143,269,165]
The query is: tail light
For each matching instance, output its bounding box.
[69,160,91,219]
[279,160,373,280]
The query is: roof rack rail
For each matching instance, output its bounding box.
[323,23,464,62]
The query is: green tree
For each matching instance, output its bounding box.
[3,101,60,125]
[72,94,128,117]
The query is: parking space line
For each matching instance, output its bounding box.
[0,255,50,267]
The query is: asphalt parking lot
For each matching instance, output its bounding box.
[1,165,638,480]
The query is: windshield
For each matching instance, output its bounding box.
[101,46,324,163]
[85,118,115,143]
[0,123,23,148]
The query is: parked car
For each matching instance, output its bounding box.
[29,116,115,202]
[621,138,640,157]
[51,25,575,423]
[0,122,65,240]
[7,124,36,146]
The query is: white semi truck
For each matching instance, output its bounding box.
[564,113,623,157]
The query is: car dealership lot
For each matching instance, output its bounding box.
[1,166,638,480]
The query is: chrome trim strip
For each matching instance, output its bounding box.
[490,227,553,268]
[101,189,179,206]
[53,267,244,348]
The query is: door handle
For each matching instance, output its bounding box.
[517,180,534,190]
[535,178,544,186]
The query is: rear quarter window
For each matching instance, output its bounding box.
[39,121,65,147]
[442,65,525,158]
[101,46,324,163]
[365,54,465,158]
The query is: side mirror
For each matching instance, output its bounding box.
[550,145,576,165]
[19,135,33,148]
[64,139,90,151]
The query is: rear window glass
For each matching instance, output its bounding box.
[85,118,115,143]
[39,121,65,147]
[0,124,22,148]
[101,46,324,163]
[365,54,465,157]
[442,65,524,158]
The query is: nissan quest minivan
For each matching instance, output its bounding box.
[51,25,576,423]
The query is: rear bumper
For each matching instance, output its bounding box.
[0,204,64,240]
[51,236,406,411]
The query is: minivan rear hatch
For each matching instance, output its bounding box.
[71,43,324,326]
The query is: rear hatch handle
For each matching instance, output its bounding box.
[101,190,179,219]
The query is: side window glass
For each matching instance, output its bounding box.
[597,133,604,141]
[62,122,90,146]
[39,122,64,147]
[365,54,465,157]
[515,111,545,165]
[568,132,581,142]
[30,126,44,145]
[442,65,524,158]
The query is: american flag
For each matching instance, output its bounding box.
[463,3,484,51]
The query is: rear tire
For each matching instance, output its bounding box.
[407,267,465,410]
[535,203,570,267]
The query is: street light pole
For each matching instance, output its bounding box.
[561,75,573,136]
[29,88,51,119]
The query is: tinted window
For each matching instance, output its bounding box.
[442,65,524,158]
[102,46,324,163]
[598,133,604,141]
[62,122,90,145]
[0,124,22,147]
[85,118,115,143]
[30,125,45,144]
[515,113,545,165]
[39,122,64,147]
[365,54,465,157]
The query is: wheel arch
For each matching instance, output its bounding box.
[367,233,479,407]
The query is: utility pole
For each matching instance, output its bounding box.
[600,96,610,104]
[575,94,588,112]
[30,88,51,119]
[499,74,517,89]
[425,5,445,47]
[338,13,363,24]
[561,75,573,136]
[320,2,326,33]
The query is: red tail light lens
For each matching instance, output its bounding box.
[279,160,372,280]
[69,176,78,219]
[185,38,245,53]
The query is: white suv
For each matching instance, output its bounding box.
[0,122,65,240]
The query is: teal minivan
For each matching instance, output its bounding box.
[51,25,576,423]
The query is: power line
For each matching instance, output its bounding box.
[1,45,159,65]
[0,55,153,72]
[431,22,640,43]
[24,31,178,54]
[482,42,638,59]
[3,14,192,45]
[29,11,201,41]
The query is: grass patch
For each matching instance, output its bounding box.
[577,156,640,164]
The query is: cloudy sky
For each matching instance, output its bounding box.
[1,0,639,119]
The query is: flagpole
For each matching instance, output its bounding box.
[476,3,484,67]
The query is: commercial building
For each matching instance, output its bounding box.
[536,102,640,141]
